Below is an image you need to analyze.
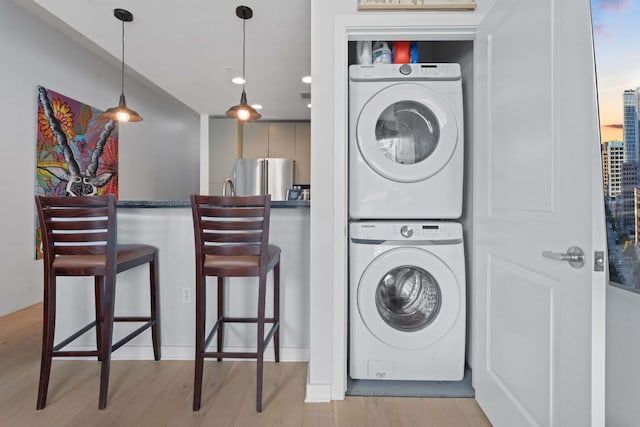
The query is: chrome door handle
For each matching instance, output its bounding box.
[542,246,585,269]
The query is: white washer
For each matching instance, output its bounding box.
[349,63,464,219]
[350,220,465,381]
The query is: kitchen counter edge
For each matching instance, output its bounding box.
[117,200,310,209]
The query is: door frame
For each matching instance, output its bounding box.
[330,14,605,425]
[331,14,481,400]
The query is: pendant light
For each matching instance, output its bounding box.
[226,6,261,121]
[103,8,142,123]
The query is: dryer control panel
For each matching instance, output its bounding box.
[350,221,463,241]
[349,63,461,82]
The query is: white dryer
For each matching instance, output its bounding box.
[349,63,464,219]
[349,221,465,381]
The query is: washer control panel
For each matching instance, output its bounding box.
[350,221,463,241]
[349,63,461,82]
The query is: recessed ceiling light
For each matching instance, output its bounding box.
[307,103,311,108]
[302,76,312,84]
[232,77,246,85]
[251,104,262,110]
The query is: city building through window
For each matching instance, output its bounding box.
[593,0,640,290]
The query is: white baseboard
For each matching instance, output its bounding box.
[304,383,332,403]
[62,345,309,362]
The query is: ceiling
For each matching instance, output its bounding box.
[20,0,311,120]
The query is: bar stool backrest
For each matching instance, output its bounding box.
[36,195,117,275]
[190,194,272,275]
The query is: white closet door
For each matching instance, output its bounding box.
[473,0,606,425]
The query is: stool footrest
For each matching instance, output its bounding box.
[114,316,153,322]
[263,321,279,350]
[202,322,279,356]
[112,320,156,352]
[52,350,100,357]
[203,351,259,358]
[51,317,156,357]
[53,320,97,351]
[204,317,223,350]
[222,317,277,323]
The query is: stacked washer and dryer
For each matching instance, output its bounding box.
[348,63,466,382]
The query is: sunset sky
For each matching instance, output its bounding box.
[591,0,640,142]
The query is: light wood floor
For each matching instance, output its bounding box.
[0,304,492,427]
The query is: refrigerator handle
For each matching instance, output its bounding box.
[263,159,269,196]
[261,159,267,196]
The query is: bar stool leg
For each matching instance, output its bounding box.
[274,260,280,363]
[94,277,102,362]
[150,254,161,361]
[36,273,57,410]
[217,277,224,361]
[98,273,116,410]
[256,274,267,413]
[193,273,206,411]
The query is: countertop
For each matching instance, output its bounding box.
[117,200,310,208]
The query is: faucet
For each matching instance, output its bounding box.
[222,178,236,196]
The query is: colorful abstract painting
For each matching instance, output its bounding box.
[35,86,119,258]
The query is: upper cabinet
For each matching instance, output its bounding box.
[267,123,296,158]
[210,118,311,192]
[242,122,269,158]
[295,122,311,185]
[243,121,311,184]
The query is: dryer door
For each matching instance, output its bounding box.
[357,247,461,350]
[356,83,459,183]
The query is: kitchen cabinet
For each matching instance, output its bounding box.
[242,122,269,158]
[267,123,296,158]
[209,119,310,191]
[208,117,238,195]
[295,122,311,184]
[243,121,310,184]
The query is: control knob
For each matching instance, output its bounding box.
[400,225,413,238]
[399,64,412,75]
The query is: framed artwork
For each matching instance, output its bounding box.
[35,86,119,258]
[358,0,477,10]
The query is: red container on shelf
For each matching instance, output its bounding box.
[393,41,410,64]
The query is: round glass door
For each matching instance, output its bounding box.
[376,266,441,332]
[357,83,458,183]
[375,101,440,165]
[358,247,461,350]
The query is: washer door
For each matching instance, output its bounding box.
[357,247,461,350]
[356,83,458,183]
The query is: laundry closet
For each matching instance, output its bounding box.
[309,1,606,425]
[345,41,474,395]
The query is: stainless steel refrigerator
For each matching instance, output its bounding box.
[233,158,294,201]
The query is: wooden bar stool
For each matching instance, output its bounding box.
[35,195,161,410]
[190,194,281,413]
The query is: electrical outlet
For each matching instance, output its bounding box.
[182,287,192,304]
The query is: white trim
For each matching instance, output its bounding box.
[199,113,209,194]
[331,14,483,401]
[590,59,607,427]
[61,346,309,362]
[331,17,350,402]
[305,383,332,403]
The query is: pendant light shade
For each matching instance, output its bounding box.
[226,6,261,122]
[103,8,142,123]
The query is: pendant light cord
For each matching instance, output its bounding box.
[121,19,125,95]
[242,15,246,93]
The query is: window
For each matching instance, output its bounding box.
[593,0,640,290]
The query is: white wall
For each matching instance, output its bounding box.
[0,0,199,316]
[606,285,640,426]
[309,0,495,400]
